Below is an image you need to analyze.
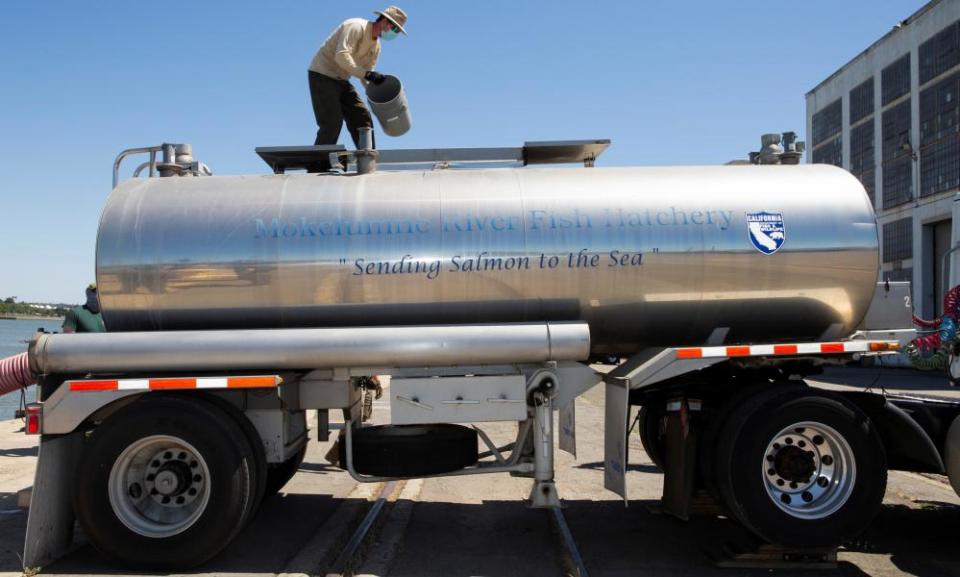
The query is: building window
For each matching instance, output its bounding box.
[919,71,960,197]
[850,78,874,124]
[920,20,960,85]
[850,122,875,205]
[812,98,842,167]
[882,54,911,106]
[882,217,913,264]
[812,137,842,166]
[882,99,913,208]
[812,99,842,146]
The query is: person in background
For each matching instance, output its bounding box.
[62,283,105,333]
[307,6,408,154]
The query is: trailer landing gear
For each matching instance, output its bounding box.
[340,368,566,510]
[529,387,561,508]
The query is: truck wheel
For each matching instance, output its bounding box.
[264,444,307,496]
[74,397,257,568]
[637,405,665,470]
[202,394,267,522]
[699,384,804,495]
[949,352,960,387]
[715,389,886,549]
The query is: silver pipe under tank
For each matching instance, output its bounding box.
[29,322,590,374]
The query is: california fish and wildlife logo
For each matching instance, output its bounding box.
[746,211,785,255]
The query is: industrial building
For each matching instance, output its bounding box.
[806,0,960,317]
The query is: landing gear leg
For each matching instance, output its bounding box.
[529,380,561,508]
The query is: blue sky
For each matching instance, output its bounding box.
[0,1,922,303]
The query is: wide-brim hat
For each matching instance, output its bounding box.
[374,6,407,35]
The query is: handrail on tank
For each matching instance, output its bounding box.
[112,146,163,189]
[132,162,153,179]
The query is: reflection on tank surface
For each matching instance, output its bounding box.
[97,165,879,351]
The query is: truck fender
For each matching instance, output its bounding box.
[842,391,944,473]
[945,415,960,497]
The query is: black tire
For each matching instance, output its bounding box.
[949,352,960,387]
[698,383,803,495]
[715,389,887,549]
[201,394,267,522]
[264,444,307,496]
[637,405,665,470]
[74,396,257,569]
[342,424,477,477]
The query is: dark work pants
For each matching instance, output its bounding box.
[308,71,375,149]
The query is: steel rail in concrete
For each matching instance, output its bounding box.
[324,481,399,577]
[551,507,590,577]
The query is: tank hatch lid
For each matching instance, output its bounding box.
[522,140,610,166]
[254,139,610,173]
[256,145,347,174]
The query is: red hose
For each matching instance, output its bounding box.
[912,315,942,329]
[0,352,34,396]
[946,286,960,317]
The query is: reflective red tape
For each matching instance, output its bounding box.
[672,341,888,360]
[69,375,280,392]
[676,348,702,359]
[227,376,279,388]
[70,380,119,391]
[150,378,196,390]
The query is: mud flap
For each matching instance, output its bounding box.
[23,431,82,571]
[559,399,576,458]
[947,415,960,497]
[604,382,630,503]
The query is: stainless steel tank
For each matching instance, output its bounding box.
[96,165,879,352]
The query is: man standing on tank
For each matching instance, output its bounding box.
[308,6,407,159]
[62,283,105,333]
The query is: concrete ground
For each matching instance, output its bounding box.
[0,366,957,576]
[0,419,38,576]
[377,378,960,577]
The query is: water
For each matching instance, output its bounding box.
[0,319,63,419]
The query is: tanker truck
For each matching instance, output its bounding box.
[18,138,960,570]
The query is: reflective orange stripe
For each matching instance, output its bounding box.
[726,346,751,357]
[820,343,844,353]
[70,380,118,391]
[774,345,798,355]
[676,348,702,359]
[227,376,278,388]
[68,375,281,392]
[150,378,196,390]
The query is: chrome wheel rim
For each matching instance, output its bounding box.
[108,435,211,537]
[761,421,856,520]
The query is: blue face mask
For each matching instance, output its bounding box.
[381,28,398,41]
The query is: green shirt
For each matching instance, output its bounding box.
[62,305,105,333]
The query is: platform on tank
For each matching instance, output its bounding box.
[255,139,611,173]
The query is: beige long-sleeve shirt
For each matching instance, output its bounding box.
[308,18,381,81]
